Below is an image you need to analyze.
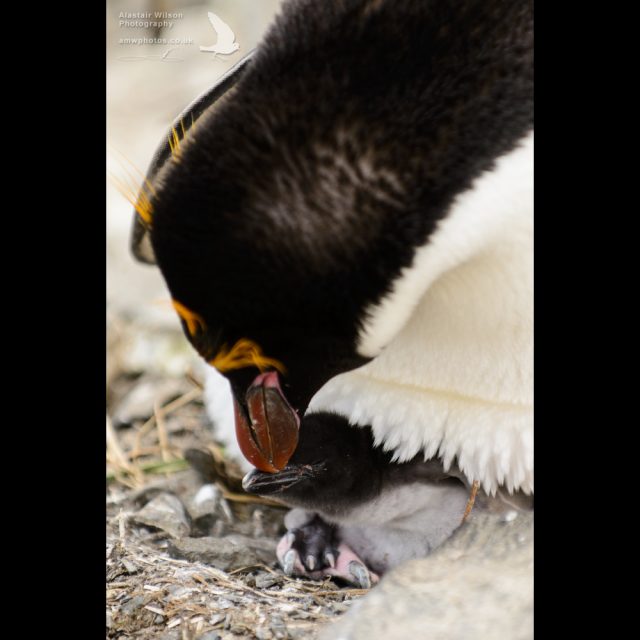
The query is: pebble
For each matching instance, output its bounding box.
[132,493,191,539]
[121,595,146,615]
[224,534,277,563]
[189,484,220,535]
[292,610,311,619]
[255,572,281,589]
[121,558,139,574]
[164,585,193,600]
[192,514,218,536]
[111,378,188,427]
[167,536,265,571]
[252,509,266,537]
[270,614,287,638]
[208,614,225,626]
[193,484,220,507]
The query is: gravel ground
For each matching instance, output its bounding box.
[106,315,371,640]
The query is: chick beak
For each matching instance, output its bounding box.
[242,462,326,495]
[234,371,300,473]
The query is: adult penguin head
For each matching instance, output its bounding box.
[131,0,533,472]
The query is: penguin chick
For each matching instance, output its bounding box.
[243,412,479,581]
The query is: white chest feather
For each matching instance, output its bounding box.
[308,132,534,496]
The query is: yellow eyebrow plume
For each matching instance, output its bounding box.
[109,174,154,226]
[168,120,187,162]
[171,299,206,336]
[108,145,156,226]
[210,339,286,374]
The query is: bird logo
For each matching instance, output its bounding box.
[199,12,240,57]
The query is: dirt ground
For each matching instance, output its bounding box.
[106,316,370,640]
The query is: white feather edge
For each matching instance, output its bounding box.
[307,372,532,495]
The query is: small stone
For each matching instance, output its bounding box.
[230,625,247,634]
[255,572,280,589]
[167,537,262,571]
[121,558,138,574]
[501,510,518,523]
[111,378,188,427]
[219,498,234,523]
[196,633,221,640]
[270,615,287,638]
[132,493,191,538]
[121,595,146,615]
[252,509,266,538]
[190,484,221,521]
[223,534,277,564]
[164,585,193,601]
[191,511,218,537]
[293,610,311,619]
[106,610,113,628]
[193,484,220,507]
[154,615,165,624]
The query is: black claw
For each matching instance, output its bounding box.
[348,561,371,589]
[289,515,338,571]
[282,549,297,575]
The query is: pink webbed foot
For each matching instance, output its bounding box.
[275,515,379,589]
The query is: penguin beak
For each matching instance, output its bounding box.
[242,462,326,495]
[233,371,300,473]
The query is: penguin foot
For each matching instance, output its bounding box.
[275,514,378,588]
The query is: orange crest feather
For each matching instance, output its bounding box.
[211,339,286,374]
[108,146,156,226]
[171,299,206,336]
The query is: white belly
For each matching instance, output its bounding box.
[308,132,534,495]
